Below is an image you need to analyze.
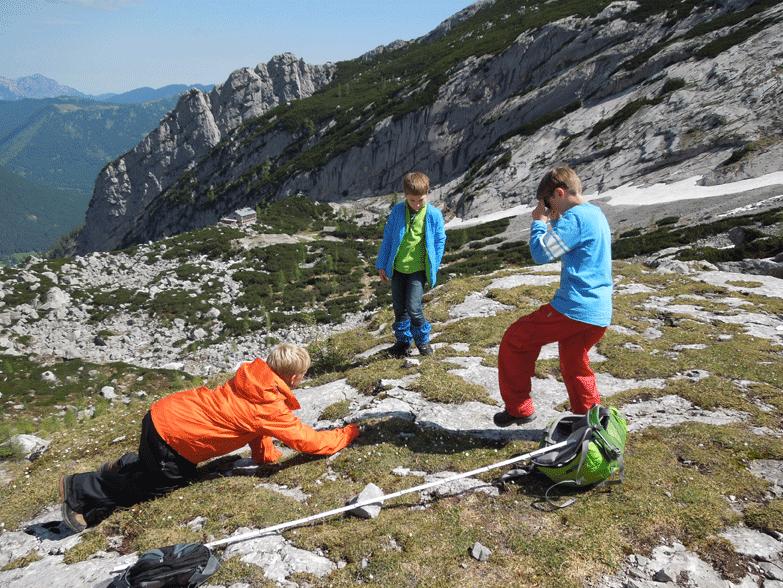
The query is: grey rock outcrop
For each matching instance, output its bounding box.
[77,53,335,253]
[76,1,783,251]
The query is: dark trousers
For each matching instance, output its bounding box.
[391,270,431,345]
[66,411,197,526]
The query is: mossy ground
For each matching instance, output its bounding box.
[2,251,782,583]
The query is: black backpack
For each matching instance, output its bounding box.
[110,543,220,588]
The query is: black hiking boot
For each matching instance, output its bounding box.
[493,410,536,427]
[416,342,433,356]
[59,475,87,533]
[387,341,412,358]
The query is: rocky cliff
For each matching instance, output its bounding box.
[77,0,783,253]
[76,53,335,253]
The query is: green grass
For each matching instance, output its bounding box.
[620,0,779,70]
[320,400,352,421]
[411,360,497,405]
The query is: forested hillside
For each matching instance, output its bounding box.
[0,97,176,192]
[0,165,85,258]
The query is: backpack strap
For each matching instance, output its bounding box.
[542,480,579,509]
[543,413,566,446]
[587,405,622,461]
[588,406,625,488]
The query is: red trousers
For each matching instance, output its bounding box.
[498,303,606,417]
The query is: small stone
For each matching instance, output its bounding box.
[77,406,96,420]
[100,386,117,400]
[186,516,207,531]
[110,435,127,444]
[191,327,208,340]
[470,542,491,562]
[347,483,384,519]
[93,336,107,346]
[206,307,221,319]
[106,535,124,550]
[682,369,710,382]
[403,358,420,368]
[652,568,674,582]
[40,371,59,384]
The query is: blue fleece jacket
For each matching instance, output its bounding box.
[529,202,612,327]
[376,201,447,286]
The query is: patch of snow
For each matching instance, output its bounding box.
[594,171,783,207]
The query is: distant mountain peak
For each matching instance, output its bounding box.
[0,74,85,101]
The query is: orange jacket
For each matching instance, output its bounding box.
[150,359,359,464]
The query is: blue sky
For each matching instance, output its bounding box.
[0,0,476,95]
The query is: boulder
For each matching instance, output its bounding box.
[6,434,50,461]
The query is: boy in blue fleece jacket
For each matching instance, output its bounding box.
[376,172,446,357]
[495,166,612,426]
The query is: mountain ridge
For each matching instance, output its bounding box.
[75,0,783,254]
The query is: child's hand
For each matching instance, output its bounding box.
[378,269,389,282]
[345,423,361,442]
[531,200,549,222]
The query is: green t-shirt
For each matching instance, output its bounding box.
[394,204,427,274]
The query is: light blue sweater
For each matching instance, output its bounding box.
[529,203,612,327]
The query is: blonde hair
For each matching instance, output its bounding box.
[267,343,311,379]
[403,171,429,196]
[536,166,582,200]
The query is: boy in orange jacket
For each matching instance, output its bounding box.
[59,343,360,531]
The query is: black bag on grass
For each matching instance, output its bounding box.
[110,543,219,588]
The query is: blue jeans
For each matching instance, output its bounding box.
[391,270,431,345]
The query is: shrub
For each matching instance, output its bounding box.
[307,338,355,376]
[656,216,679,227]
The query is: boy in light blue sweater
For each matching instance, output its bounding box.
[495,166,612,426]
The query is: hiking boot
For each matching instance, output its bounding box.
[61,501,87,533]
[387,341,412,358]
[416,342,433,356]
[59,475,87,532]
[493,409,536,427]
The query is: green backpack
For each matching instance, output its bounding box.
[531,405,627,506]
